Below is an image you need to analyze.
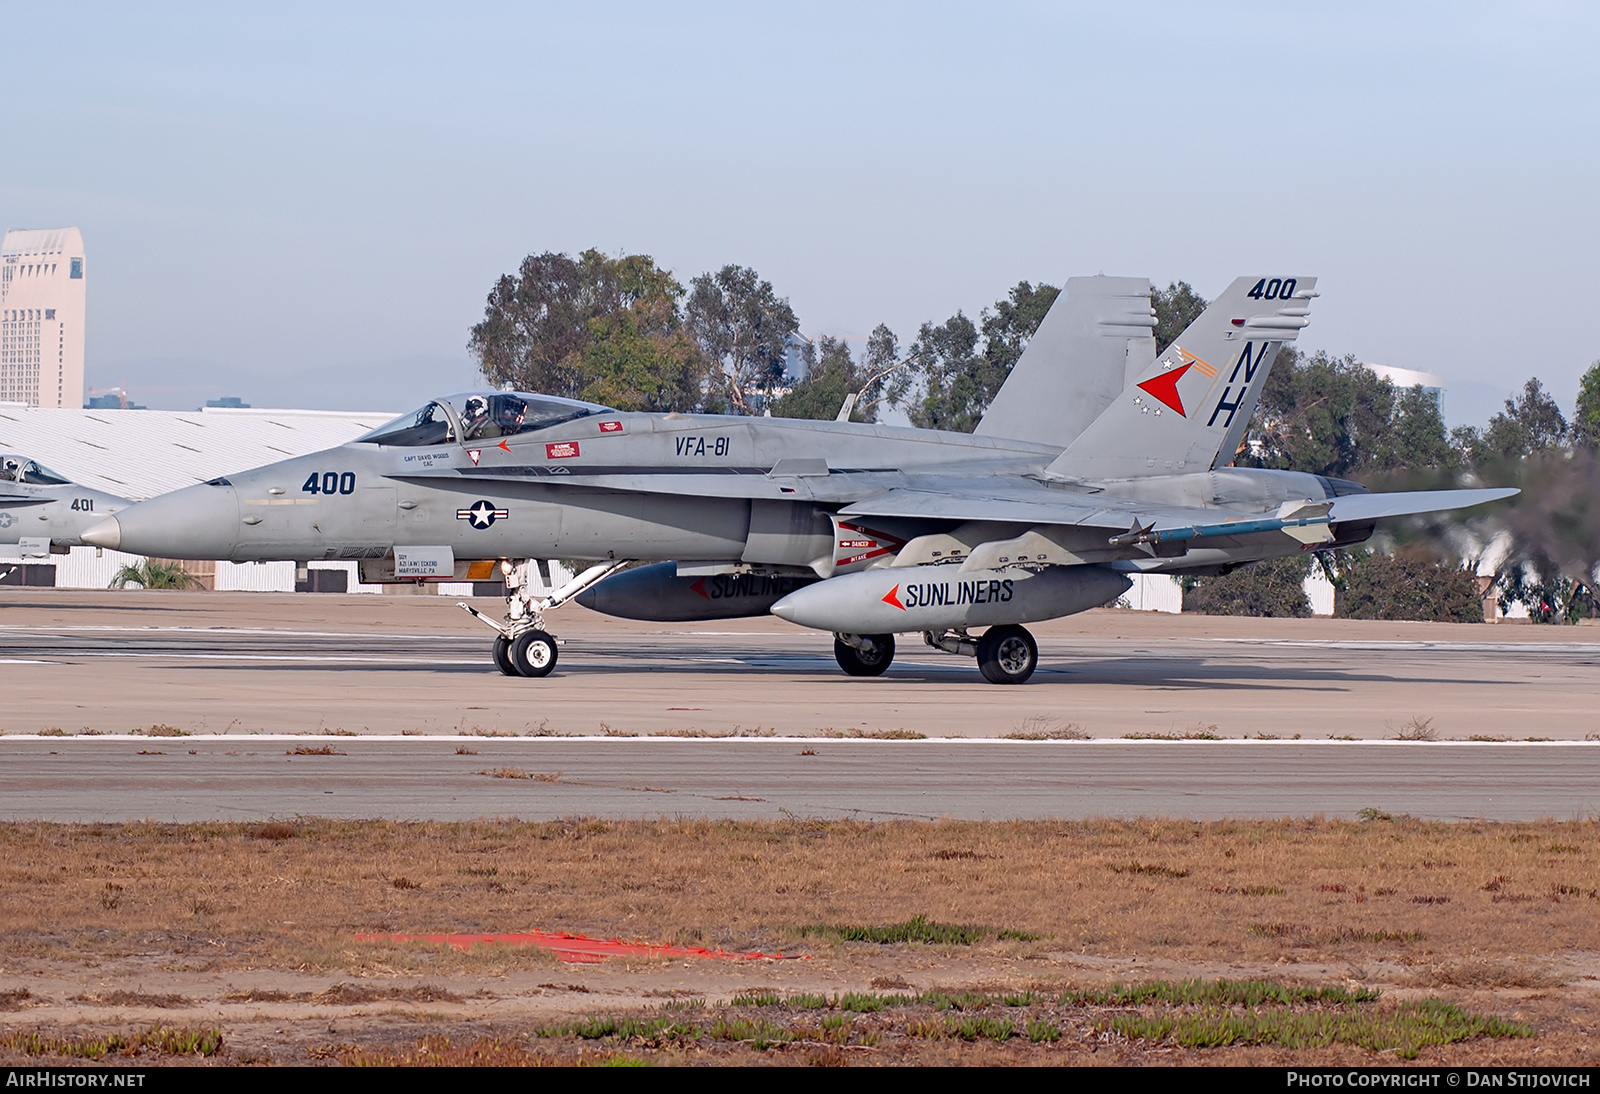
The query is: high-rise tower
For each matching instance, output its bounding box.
[0,227,86,408]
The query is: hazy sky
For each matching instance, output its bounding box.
[4,2,1596,424]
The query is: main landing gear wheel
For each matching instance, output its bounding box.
[977,624,1037,685]
[509,629,559,678]
[834,633,895,677]
[492,635,518,676]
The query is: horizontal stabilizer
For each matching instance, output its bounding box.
[1325,488,1517,523]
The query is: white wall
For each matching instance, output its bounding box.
[53,545,136,588]
[1305,568,1335,615]
[216,560,294,592]
[1124,573,1182,613]
[40,547,385,593]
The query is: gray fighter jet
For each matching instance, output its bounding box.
[82,276,1514,683]
[1,454,130,569]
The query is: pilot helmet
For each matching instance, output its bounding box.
[463,395,490,421]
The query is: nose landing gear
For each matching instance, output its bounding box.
[462,559,630,678]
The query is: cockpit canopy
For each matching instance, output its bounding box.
[355,392,614,447]
[0,454,71,486]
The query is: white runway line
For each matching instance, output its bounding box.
[29,651,487,665]
[0,624,483,640]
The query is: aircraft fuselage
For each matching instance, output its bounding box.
[85,404,1365,578]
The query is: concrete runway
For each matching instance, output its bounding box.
[3,737,1597,823]
[2,590,1598,741]
[3,590,1598,822]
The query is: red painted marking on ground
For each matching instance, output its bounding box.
[355,930,803,963]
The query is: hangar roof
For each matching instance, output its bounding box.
[0,404,394,499]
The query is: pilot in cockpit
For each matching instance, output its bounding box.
[461,395,497,439]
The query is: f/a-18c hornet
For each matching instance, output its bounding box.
[82,276,1514,683]
[1,454,129,577]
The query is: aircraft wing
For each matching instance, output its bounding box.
[838,485,1118,526]
[840,483,1518,535]
[437,459,1515,538]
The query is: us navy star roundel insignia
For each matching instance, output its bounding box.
[456,500,509,529]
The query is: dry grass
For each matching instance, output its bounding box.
[2,818,1597,1066]
[1003,716,1088,740]
[651,727,776,738]
[0,817,1595,978]
[1123,728,1224,740]
[1393,717,1439,742]
[819,728,927,740]
[70,990,191,1009]
[220,982,466,1005]
[1403,961,1567,990]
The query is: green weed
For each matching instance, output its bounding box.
[1110,999,1531,1059]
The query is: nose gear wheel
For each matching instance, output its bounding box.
[492,635,518,676]
[510,629,558,677]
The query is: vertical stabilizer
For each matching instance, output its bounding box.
[1044,276,1316,481]
[974,276,1155,448]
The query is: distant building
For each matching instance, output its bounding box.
[0,228,87,408]
[205,396,250,409]
[783,331,813,383]
[1360,362,1443,400]
[85,392,145,410]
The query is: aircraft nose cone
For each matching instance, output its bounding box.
[106,483,241,560]
[81,517,122,550]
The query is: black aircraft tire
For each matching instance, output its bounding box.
[510,630,559,678]
[492,635,518,676]
[977,624,1037,685]
[833,633,895,677]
